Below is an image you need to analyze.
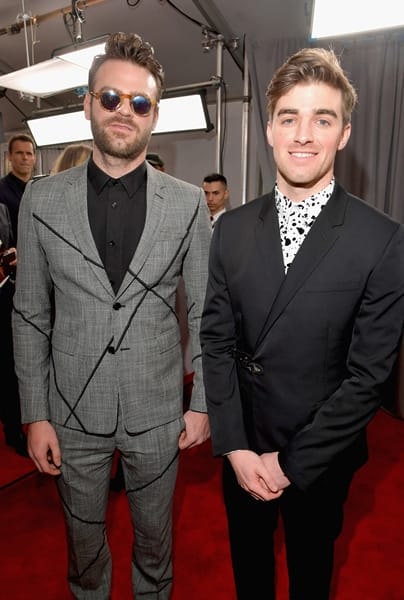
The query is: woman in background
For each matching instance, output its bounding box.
[51,143,92,174]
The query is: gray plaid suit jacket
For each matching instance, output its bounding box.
[12,162,211,435]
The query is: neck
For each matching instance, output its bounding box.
[92,148,146,178]
[211,207,224,217]
[277,175,335,203]
[11,171,31,183]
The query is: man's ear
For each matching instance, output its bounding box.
[151,105,159,131]
[83,93,91,121]
[266,121,274,148]
[338,123,351,151]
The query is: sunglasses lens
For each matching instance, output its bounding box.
[100,91,121,111]
[131,96,153,115]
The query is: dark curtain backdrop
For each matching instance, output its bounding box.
[246,33,404,223]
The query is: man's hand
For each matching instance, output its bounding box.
[178,410,210,450]
[227,449,284,502]
[27,420,62,476]
[261,451,291,491]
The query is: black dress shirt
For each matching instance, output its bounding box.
[87,159,147,294]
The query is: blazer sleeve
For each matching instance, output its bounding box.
[181,187,212,413]
[200,215,249,454]
[12,180,54,424]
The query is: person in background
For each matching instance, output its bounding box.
[0,203,16,288]
[12,31,211,599]
[0,133,36,456]
[51,142,92,174]
[146,152,165,171]
[0,134,36,243]
[202,172,229,228]
[200,47,404,600]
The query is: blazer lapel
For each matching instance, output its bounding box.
[246,193,285,348]
[255,185,348,351]
[118,165,167,294]
[64,166,113,296]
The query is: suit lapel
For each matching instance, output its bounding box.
[118,165,167,294]
[255,185,348,351]
[238,193,285,348]
[64,166,113,296]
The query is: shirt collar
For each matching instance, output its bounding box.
[88,158,147,197]
[211,208,226,222]
[275,178,335,216]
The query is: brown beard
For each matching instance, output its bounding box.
[90,115,154,160]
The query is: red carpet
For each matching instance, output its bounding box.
[0,409,403,599]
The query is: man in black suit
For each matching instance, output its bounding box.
[0,133,35,456]
[200,47,404,599]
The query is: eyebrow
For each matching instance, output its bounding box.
[277,108,338,118]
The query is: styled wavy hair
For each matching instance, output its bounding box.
[266,47,357,127]
[88,32,165,101]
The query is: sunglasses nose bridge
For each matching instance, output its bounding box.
[117,93,133,113]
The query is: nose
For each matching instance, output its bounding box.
[294,119,313,144]
[118,96,132,115]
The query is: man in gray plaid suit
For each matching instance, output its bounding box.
[12,32,211,599]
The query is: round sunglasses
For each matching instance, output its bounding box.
[90,89,157,116]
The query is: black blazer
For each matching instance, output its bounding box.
[201,183,404,490]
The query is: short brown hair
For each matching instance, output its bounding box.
[8,133,36,154]
[266,47,357,127]
[88,32,165,101]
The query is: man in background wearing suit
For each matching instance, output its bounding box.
[0,133,36,456]
[201,48,404,599]
[202,172,229,228]
[13,32,211,599]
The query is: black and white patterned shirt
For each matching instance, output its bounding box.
[275,179,335,273]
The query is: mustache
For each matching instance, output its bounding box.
[105,116,137,129]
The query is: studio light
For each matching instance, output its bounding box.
[152,92,213,135]
[0,41,106,97]
[26,92,213,147]
[26,108,92,147]
[311,0,404,39]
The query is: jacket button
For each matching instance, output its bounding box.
[107,346,115,354]
[113,302,122,310]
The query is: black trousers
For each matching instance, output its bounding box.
[222,456,355,600]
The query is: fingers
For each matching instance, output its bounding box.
[178,430,189,450]
[47,448,62,470]
[28,445,62,476]
[245,483,283,502]
[240,474,283,502]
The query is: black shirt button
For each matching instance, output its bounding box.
[113,302,122,310]
[108,240,115,246]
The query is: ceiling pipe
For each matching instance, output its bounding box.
[0,0,106,37]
